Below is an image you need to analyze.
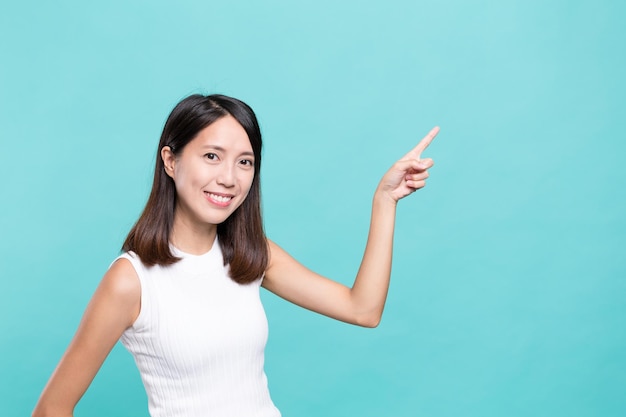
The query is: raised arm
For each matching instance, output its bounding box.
[262,127,439,327]
[32,259,141,417]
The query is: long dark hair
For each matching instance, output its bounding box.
[123,94,268,284]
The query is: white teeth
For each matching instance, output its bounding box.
[208,193,232,203]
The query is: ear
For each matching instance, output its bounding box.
[161,146,176,178]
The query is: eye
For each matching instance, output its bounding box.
[205,153,218,161]
[239,159,254,167]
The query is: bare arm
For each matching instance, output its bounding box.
[32,258,140,417]
[262,127,439,327]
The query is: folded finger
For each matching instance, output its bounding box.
[407,179,427,190]
[406,171,430,182]
[417,158,434,170]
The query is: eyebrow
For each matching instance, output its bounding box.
[202,145,254,157]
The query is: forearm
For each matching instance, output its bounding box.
[32,402,73,417]
[349,190,398,327]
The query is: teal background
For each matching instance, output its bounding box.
[1,0,624,416]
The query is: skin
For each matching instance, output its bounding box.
[32,115,438,417]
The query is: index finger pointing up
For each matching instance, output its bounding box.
[405,126,440,159]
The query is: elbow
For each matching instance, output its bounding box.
[355,313,382,328]
[364,317,382,328]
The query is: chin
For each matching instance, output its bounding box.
[207,210,237,226]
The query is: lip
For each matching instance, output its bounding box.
[204,191,235,208]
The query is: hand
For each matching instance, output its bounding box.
[376,126,439,203]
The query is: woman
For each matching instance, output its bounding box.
[33,94,438,417]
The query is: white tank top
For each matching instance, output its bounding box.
[117,240,281,417]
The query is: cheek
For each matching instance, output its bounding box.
[175,163,206,188]
[240,174,255,198]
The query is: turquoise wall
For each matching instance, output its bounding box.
[1,1,624,416]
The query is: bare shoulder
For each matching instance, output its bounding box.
[266,238,293,269]
[264,238,317,285]
[104,257,140,291]
[95,257,141,314]
[267,238,280,260]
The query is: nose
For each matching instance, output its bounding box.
[216,163,236,188]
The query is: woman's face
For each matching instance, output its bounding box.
[162,115,255,231]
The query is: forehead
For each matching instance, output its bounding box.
[188,115,252,153]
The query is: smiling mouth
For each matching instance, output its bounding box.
[205,192,233,205]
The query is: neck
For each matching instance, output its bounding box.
[170,211,217,255]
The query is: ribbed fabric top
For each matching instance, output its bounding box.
[116,239,281,417]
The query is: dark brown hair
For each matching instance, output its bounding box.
[123,94,268,284]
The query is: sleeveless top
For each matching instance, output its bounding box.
[116,240,281,417]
